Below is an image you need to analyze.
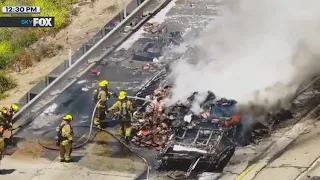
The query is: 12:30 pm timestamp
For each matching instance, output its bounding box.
[2,6,40,14]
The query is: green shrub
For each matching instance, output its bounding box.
[0,93,8,100]
[0,0,76,95]
[0,41,14,69]
[11,31,38,52]
[0,29,13,41]
[0,40,12,53]
[30,0,72,31]
[0,54,14,69]
[0,71,17,94]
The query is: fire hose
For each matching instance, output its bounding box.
[38,98,151,180]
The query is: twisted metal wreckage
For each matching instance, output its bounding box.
[127,67,281,178]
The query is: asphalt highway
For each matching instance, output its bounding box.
[9,0,221,179]
[7,0,320,180]
[14,0,219,147]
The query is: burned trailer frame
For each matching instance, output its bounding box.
[156,125,236,177]
[132,68,169,111]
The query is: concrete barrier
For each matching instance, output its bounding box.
[12,0,172,126]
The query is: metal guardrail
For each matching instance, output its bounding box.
[12,0,154,121]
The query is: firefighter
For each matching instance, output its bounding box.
[94,80,117,128]
[108,90,133,142]
[57,114,73,162]
[0,104,19,130]
[0,104,19,146]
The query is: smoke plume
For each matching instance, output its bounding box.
[166,0,320,114]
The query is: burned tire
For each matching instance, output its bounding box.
[215,146,235,172]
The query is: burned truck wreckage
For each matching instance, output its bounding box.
[128,69,276,176]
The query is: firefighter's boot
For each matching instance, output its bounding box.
[125,136,130,144]
[58,156,65,162]
[65,156,72,163]
[125,127,131,144]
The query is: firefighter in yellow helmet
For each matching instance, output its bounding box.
[93,80,117,128]
[0,104,19,130]
[57,114,73,162]
[108,90,133,143]
[0,103,19,148]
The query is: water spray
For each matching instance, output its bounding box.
[127,95,153,103]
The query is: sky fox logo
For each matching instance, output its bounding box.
[21,17,54,27]
[33,17,53,27]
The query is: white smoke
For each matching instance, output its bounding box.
[166,0,320,113]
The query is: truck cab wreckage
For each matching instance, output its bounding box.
[156,97,240,176]
[129,71,270,177]
[156,120,236,177]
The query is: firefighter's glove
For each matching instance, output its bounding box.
[112,93,118,98]
[97,104,104,109]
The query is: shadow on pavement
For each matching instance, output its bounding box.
[71,155,83,163]
[0,169,16,175]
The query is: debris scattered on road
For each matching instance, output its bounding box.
[91,69,100,76]
[128,75,278,175]
[43,103,58,115]
[81,87,89,91]
[142,63,153,70]
[143,22,161,33]
[77,80,87,84]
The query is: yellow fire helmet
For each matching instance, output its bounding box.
[99,80,109,87]
[118,90,127,100]
[11,103,19,113]
[63,114,73,121]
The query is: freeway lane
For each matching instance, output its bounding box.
[8,0,320,179]
[13,0,219,147]
[6,0,220,179]
[22,60,156,137]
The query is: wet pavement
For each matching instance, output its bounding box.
[1,130,146,179]
[7,0,320,179]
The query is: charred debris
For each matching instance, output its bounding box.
[119,24,293,177]
[129,73,293,176]
[131,84,271,149]
[132,23,183,62]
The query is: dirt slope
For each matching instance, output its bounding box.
[1,0,130,107]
